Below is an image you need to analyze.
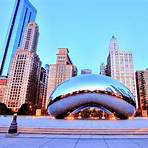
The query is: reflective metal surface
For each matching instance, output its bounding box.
[50,74,135,101]
[48,74,136,119]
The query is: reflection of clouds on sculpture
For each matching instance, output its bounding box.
[110,85,134,99]
[48,74,136,119]
[105,85,136,107]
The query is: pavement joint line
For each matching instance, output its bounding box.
[38,137,55,148]
[74,135,80,148]
[103,137,110,148]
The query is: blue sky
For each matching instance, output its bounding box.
[0,0,148,74]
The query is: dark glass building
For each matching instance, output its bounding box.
[0,0,36,76]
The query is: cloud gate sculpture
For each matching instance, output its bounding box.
[48,74,136,119]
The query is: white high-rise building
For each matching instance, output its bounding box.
[47,48,77,107]
[3,22,41,112]
[106,36,136,98]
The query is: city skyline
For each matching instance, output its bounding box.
[0,0,148,74]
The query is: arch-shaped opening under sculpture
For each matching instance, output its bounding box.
[70,104,114,119]
[48,93,135,119]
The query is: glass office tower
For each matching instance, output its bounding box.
[0,0,36,76]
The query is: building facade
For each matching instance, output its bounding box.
[0,76,7,103]
[22,21,39,52]
[81,69,92,74]
[100,63,107,75]
[136,69,148,116]
[106,36,136,99]
[47,48,77,105]
[37,65,49,113]
[0,0,36,76]
[3,22,41,112]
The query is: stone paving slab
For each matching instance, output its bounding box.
[0,134,148,148]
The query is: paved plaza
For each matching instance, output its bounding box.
[1,134,148,148]
[1,116,148,148]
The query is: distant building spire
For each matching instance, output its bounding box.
[109,35,119,52]
[112,35,115,38]
[22,22,39,52]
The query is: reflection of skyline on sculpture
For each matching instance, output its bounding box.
[50,74,134,100]
[0,0,148,74]
[48,74,136,119]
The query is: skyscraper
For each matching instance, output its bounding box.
[106,36,136,98]
[0,0,36,76]
[37,65,49,113]
[47,48,77,105]
[42,64,49,111]
[136,69,148,116]
[3,22,41,112]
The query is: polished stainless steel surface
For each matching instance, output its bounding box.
[50,74,135,101]
[48,74,136,119]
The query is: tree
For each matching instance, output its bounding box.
[0,103,13,115]
[17,103,30,115]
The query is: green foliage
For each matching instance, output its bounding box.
[17,103,30,115]
[0,103,13,115]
